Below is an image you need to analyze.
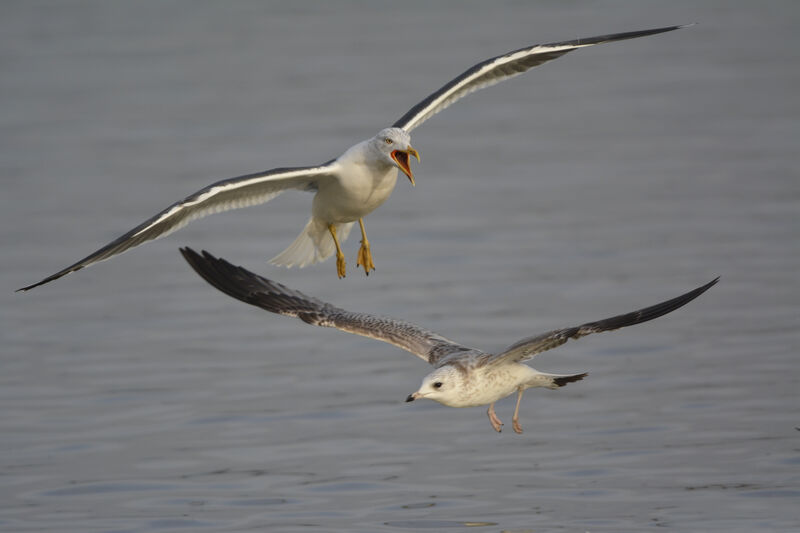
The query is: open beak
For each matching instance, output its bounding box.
[391,146,420,186]
[405,392,421,402]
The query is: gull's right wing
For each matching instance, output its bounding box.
[18,164,338,291]
[180,248,473,365]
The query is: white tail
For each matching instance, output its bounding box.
[270,218,354,268]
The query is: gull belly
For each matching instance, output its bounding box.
[454,364,539,408]
[313,165,399,224]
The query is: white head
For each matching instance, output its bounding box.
[405,365,464,407]
[372,127,420,185]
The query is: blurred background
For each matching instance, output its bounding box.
[2,1,797,532]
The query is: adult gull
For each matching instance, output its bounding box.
[19,25,687,291]
[180,248,717,434]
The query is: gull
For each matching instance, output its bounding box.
[18,25,686,291]
[180,248,717,434]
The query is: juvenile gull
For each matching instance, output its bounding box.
[180,248,717,434]
[18,25,687,291]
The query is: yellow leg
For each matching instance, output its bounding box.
[328,224,346,278]
[512,388,525,434]
[356,218,375,275]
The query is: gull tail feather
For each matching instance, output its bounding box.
[551,372,588,388]
[525,370,589,390]
[270,218,354,268]
[529,372,588,390]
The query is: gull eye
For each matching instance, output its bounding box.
[433,381,443,389]
[384,137,393,145]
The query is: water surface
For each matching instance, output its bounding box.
[2,1,798,531]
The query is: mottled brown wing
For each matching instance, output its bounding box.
[485,278,719,366]
[180,248,472,365]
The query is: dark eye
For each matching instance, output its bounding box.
[433,382,443,389]
[384,137,393,144]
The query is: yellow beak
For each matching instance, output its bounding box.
[391,146,420,186]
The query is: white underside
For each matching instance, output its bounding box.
[270,141,400,269]
[443,365,577,408]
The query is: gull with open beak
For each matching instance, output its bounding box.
[180,248,717,434]
[19,25,685,291]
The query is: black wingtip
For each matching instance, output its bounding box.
[17,275,52,293]
[695,276,721,296]
[180,247,237,292]
[180,247,226,273]
[179,246,199,263]
[17,275,53,292]
[632,276,720,325]
[16,266,84,293]
[568,24,690,48]
[180,246,282,308]
[553,372,588,387]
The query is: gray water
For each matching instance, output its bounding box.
[2,1,798,532]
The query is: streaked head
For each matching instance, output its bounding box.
[374,127,419,185]
[405,365,463,407]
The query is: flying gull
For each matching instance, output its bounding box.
[180,248,717,434]
[19,25,687,291]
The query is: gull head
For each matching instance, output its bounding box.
[405,365,463,407]
[374,127,419,186]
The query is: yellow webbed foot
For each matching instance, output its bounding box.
[328,224,347,279]
[357,240,375,275]
[336,253,346,278]
[356,218,375,276]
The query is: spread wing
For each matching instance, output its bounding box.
[392,25,687,132]
[483,277,718,367]
[18,164,338,291]
[180,248,473,365]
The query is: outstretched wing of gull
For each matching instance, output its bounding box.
[392,25,688,132]
[181,247,718,435]
[482,277,719,367]
[180,247,473,365]
[17,164,337,291]
[19,24,688,291]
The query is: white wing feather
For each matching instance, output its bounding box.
[393,25,686,132]
[18,164,338,291]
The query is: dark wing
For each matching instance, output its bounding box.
[484,277,718,366]
[180,248,473,365]
[18,164,337,291]
[393,25,687,132]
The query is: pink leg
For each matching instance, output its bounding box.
[512,388,525,434]
[487,403,503,432]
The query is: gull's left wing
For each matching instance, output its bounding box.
[483,277,718,367]
[392,25,687,132]
[180,248,473,365]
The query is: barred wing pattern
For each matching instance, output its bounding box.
[180,248,472,365]
[18,164,336,291]
[392,25,686,132]
[485,277,719,367]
